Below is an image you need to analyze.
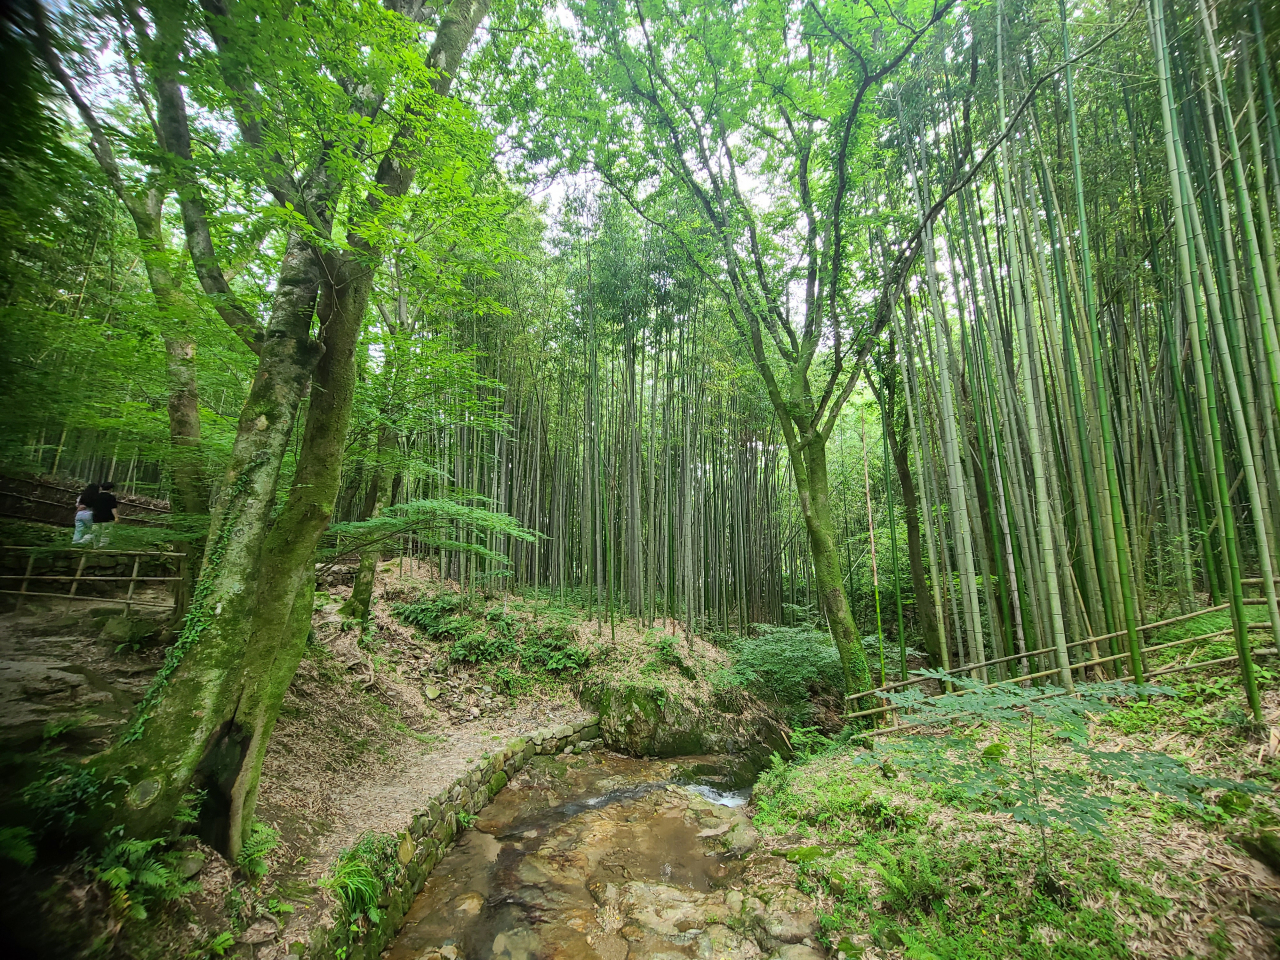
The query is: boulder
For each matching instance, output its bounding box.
[581,679,787,759]
[98,616,158,648]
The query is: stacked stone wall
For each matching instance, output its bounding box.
[305,715,602,960]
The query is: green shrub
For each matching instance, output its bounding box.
[321,832,399,924]
[723,625,844,705]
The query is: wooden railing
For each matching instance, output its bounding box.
[1,545,181,615]
[846,594,1279,726]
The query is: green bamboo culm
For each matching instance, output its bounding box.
[1147,0,1262,720]
[879,381,908,682]
[1059,0,1142,685]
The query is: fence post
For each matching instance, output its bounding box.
[124,556,141,618]
[65,553,88,614]
[14,555,34,614]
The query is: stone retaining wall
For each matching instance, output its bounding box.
[304,715,602,960]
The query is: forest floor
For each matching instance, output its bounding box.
[0,559,775,959]
[755,606,1280,960]
[7,573,1280,959]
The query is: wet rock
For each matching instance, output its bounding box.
[697,923,764,959]
[696,821,732,838]
[239,919,277,944]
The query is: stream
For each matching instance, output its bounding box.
[385,751,823,960]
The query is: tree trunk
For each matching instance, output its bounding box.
[97,235,323,852]
[791,433,870,697]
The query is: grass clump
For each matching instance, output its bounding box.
[320,831,399,925]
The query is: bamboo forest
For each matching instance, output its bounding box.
[7,0,1280,956]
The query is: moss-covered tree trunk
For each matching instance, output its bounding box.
[217,254,370,854]
[789,432,870,698]
[98,0,492,859]
[97,235,324,852]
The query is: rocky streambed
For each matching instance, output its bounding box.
[385,752,824,960]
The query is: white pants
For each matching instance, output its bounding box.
[72,510,94,544]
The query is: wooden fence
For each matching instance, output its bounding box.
[847,588,1280,726]
[1,545,181,615]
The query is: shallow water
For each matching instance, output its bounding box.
[385,752,762,960]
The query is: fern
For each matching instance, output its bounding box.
[175,788,206,826]
[94,836,198,922]
[866,675,1265,840]
[868,841,947,915]
[393,593,465,635]
[200,931,236,957]
[236,821,280,880]
[0,826,35,866]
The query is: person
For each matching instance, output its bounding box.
[92,481,119,547]
[72,482,98,545]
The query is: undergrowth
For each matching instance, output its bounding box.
[94,835,200,922]
[320,831,399,927]
[392,592,591,680]
[711,624,844,718]
[752,667,1279,959]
